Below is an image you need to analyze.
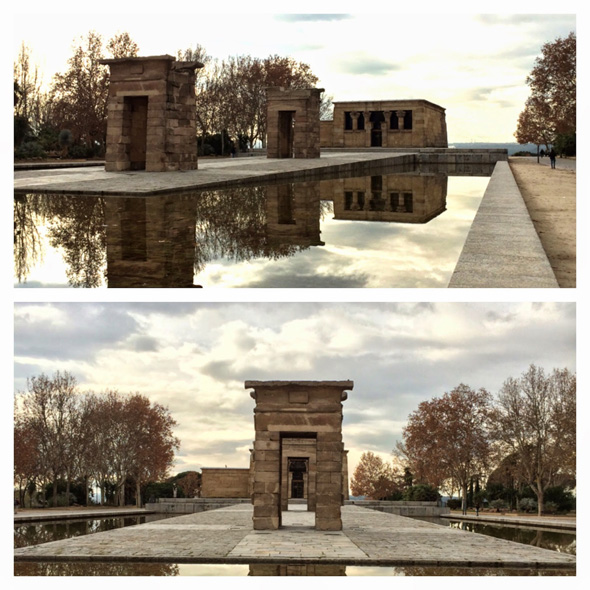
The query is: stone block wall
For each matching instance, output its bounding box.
[323,99,448,149]
[266,88,323,158]
[246,380,352,531]
[101,55,202,172]
[201,468,251,498]
[326,172,448,224]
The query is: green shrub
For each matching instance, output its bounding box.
[14,141,46,160]
[544,486,576,512]
[490,499,507,511]
[554,133,576,157]
[402,484,439,502]
[519,497,538,513]
[446,499,462,510]
[543,501,559,514]
[68,144,94,159]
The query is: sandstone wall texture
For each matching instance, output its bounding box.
[101,55,202,172]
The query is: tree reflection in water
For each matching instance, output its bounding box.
[448,521,576,555]
[14,562,574,576]
[14,193,106,287]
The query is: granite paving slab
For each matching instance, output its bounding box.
[14,152,415,196]
[14,505,575,569]
[449,161,558,287]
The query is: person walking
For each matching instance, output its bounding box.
[549,147,557,169]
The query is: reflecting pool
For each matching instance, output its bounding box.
[14,513,575,576]
[14,166,490,288]
[13,562,574,576]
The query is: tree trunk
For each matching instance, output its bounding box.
[83,475,89,506]
[52,478,58,507]
[536,487,544,516]
[461,482,468,515]
[136,479,142,508]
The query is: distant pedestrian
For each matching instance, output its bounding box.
[549,148,557,169]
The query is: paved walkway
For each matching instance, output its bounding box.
[14,504,575,569]
[449,161,559,287]
[14,152,414,196]
[442,513,576,531]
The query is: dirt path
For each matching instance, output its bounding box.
[509,157,576,287]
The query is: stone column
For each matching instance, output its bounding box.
[383,111,392,147]
[251,430,282,530]
[364,111,371,147]
[396,110,406,131]
[315,432,344,531]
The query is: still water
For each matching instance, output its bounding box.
[14,167,490,288]
[14,514,575,576]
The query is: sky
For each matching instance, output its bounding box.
[13,302,576,475]
[11,4,577,142]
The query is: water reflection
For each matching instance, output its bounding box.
[13,562,574,576]
[14,166,491,288]
[447,520,576,555]
[14,515,167,549]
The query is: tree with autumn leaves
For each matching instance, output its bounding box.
[515,32,576,155]
[400,385,492,514]
[14,372,179,508]
[350,452,403,500]
[392,366,575,516]
[16,32,323,159]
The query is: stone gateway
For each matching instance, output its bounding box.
[100,55,203,172]
[246,380,353,531]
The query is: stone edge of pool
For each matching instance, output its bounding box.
[448,161,559,288]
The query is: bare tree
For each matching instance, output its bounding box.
[21,372,79,507]
[491,365,575,515]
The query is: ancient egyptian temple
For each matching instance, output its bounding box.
[321,99,448,148]
[100,55,203,172]
[246,380,352,531]
[266,87,324,158]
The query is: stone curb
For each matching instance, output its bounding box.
[449,161,559,287]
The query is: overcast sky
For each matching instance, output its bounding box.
[13,302,576,474]
[12,4,576,142]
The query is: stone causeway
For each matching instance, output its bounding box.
[14,504,575,569]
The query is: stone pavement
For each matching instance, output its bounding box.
[14,152,414,196]
[449,161,559,288]
[442,513,576,531]
[14,504,575,569]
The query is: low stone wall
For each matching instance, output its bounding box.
[201,468,250,499]
[449,160,558,288]
[146,497,250,514]
[345,500,450,517]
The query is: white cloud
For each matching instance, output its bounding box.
[13,302,576,472]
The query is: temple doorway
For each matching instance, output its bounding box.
[125,96,148,170]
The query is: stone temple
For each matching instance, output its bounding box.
[246,380,352,531]
[100,55,203,172]
[321,99,448,148]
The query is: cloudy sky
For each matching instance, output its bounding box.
[13,302,576,474]
[12,4,577,142]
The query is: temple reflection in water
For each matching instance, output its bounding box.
[14,164,494,288]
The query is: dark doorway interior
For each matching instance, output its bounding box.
[278,111,295,158]
[126,96,149,170]
[370,111,385,147]
[288,458,307,499]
